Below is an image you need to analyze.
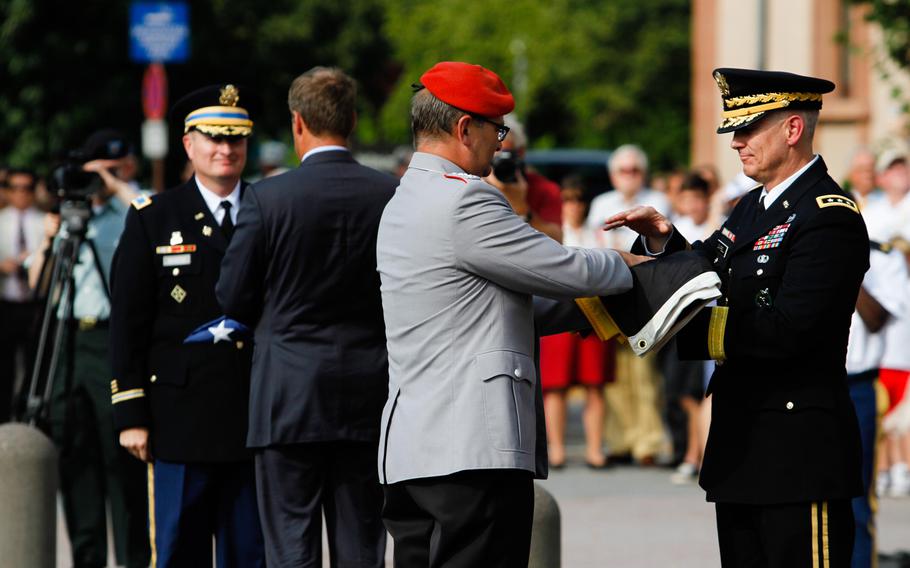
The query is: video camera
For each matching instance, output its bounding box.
[491,150,526,183]
[50,151,102,203]
[50,129,132,203]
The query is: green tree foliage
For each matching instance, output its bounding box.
[854,0,910,70]
[1,0,690,178]
[381,0,691,170]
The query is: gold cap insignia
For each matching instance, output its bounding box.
[219,84,240,107]
[714,71,730,96]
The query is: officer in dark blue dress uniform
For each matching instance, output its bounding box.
[608,68,868,567]
[109,84,265,567]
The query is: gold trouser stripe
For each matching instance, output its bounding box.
[721,100,791,118]
[812,502,819,568]
[871,379,888,568]
[147,463,157,568]
[575,297,624,342]
[822,501,830,568]
[707,307,728,361]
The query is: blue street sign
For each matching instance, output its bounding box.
[130,3,190,63]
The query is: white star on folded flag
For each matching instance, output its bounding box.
[208,319,235,343]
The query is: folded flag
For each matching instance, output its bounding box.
[576,251,722,357]
[183,316,251,344]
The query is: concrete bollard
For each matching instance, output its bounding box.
[529,482,561,568]
[0,423,58,568]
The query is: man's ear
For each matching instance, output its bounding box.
[292,111,306,137]
[182,132,193,156]
[454,115,473,146]
[784,114,805,147]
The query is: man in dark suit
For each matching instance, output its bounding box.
[216,67,397,568]
[110,84,264,567]
[606,69,867,567]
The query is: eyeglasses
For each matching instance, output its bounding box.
[469,114,511,142]
[616,166,643,176]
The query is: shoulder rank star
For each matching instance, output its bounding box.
[816,194,859,213]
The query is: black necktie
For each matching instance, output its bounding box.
[220,201,234,240]
[758,194,767,212]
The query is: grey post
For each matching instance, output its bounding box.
[529,481,561,567]
[0,423,58,568]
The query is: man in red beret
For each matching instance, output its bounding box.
[376,61,644,566]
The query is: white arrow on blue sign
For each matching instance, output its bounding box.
[130,2,190,63]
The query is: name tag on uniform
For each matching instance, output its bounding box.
[162,254,191,267]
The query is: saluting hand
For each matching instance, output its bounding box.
[120,427,152,463]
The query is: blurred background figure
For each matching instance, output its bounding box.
[256,140,290,180]
[586,144,670,248]
[0,169,45,423]
[846,147,882,210]
[586,144,669,466]
[29,129,149,568]
[539,176,614,469]
[865,151,910,241]
[661,171,715,482]
[486,113,563,241]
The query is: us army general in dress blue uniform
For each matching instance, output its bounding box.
[109,84,264,567]
[613,69,868,567]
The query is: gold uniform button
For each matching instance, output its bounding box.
[150,375,157,383]
[756,269,764,276]
[236,341,244,350]
[172,268,180,276]
[786,401,794,410]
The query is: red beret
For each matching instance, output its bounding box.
[419,61,515,118]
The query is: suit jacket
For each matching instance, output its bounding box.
[377,152,633,484]
[635,157,867,504]
[216,149,397,448]
[109,179,253,463]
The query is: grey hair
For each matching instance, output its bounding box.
[503,113,527,149]
[410,89,463,146]
[608,144,649,174]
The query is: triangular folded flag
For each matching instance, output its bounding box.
[576,251,722,357]
[183,316,251,344]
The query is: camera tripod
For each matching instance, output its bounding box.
[22,199,110,430]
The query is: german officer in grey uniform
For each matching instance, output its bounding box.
[607,68,868,567]
[109,84,264,567]
[377,61,644,567]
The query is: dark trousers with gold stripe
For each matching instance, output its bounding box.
[716,500,854,567]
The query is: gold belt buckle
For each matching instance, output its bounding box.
[79,316,98,331]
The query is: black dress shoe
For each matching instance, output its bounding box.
[586,459,610,470]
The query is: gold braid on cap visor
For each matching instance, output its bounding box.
[184,105,253,136]
[718,92,823,130]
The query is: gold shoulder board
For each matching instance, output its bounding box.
[816,194,858,214]
[131,195,153,211]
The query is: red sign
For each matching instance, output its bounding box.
[142,63,168,120]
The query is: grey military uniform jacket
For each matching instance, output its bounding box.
[377,152,633,484]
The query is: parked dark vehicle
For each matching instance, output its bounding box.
[525,148,612,202]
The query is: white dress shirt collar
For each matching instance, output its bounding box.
[761,155,819,208]
[195,177,241,224]
[301,145,349,163]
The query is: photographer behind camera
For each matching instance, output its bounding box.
[28,129,149,568]
[484,114,563,242]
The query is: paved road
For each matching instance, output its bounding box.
[57,398,910,567]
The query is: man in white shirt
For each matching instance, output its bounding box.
[0,169,45,422]
[587,144,670,465]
